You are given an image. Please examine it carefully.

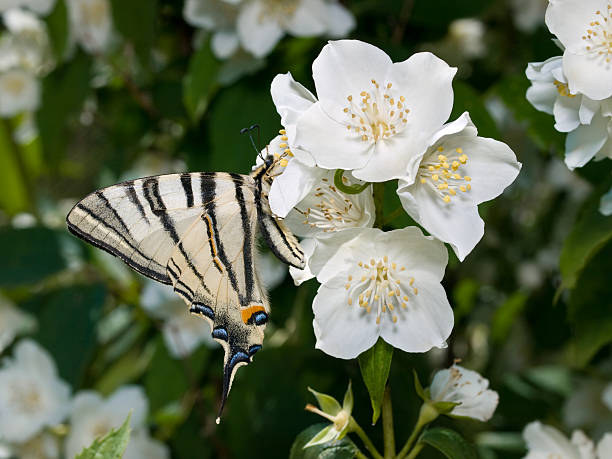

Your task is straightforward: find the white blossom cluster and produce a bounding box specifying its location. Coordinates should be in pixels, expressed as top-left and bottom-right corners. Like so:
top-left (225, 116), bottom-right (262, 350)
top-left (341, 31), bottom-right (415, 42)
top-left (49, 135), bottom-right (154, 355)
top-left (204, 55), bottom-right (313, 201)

top-left (525, 0), bottom-right (612, 215)
top-left (0, 0), bottom-right (114, 118)
top-left (0, 339), bottom-right (169, 458)
top-left (261, 39), bottom-right (521, 359)
top-left (183, 0), bottom-right (355, 61)
top-left (522, 421), bottom-right (612, 459)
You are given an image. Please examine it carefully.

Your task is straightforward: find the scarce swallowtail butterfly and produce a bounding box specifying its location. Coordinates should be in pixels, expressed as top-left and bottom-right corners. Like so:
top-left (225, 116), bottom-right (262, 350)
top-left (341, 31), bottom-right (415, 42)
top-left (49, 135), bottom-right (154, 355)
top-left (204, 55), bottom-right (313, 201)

top-left (66, 151), bottom-right (305, 423)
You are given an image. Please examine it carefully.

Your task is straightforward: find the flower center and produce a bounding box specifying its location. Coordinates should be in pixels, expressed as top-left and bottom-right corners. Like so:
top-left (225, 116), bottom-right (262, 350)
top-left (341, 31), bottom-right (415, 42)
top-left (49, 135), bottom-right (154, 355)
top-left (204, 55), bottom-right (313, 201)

top-left (2, 74), bottom-right (26, 95)
top-left (344, 256), bottom-right (418, 325)
top-left (553, 79), bottom-right (576, 97)
top-left (82, 0), bottom-right (109, 27)
top-left (11, 382), bottom-right (43, 414)
top-left (418, 146), bottom-right (471, 203)
top-left (259, 0), bottom-right (299, 23)
top-left (343, 80), bottom-right (411, 143)
top-left (299, 177), bottom-right (365, 231)
top-left (581, 5), bottom-right (612, 65)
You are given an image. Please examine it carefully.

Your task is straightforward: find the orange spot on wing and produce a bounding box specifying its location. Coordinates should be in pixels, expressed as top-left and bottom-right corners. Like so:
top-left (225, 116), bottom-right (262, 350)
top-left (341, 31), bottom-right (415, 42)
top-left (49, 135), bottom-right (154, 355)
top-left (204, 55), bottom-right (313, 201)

top-left (241, 305), bottom-right (266, 324)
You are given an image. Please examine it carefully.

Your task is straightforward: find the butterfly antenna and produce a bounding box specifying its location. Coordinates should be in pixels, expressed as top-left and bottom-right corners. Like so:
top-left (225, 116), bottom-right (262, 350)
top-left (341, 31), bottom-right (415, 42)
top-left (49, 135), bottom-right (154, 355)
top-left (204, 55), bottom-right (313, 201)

top-left (240, 124), bottom-right (263, 161)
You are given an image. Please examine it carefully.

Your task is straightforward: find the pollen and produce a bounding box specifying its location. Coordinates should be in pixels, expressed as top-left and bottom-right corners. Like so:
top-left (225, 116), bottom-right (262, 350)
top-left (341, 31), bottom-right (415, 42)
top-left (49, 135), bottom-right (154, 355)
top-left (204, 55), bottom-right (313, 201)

top-left (343, 79), bottom-right (410, 143)
top-left (418, 144), bottom-right (473, 203)
top-left (581, 7), bottom-right (612, 65)
top-left (344, 256), bottom-right (419, 325)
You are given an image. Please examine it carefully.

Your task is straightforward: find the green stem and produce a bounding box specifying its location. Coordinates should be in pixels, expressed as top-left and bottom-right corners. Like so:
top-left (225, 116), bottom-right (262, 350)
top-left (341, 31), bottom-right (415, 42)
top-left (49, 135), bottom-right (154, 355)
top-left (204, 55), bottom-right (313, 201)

top-left (334, 169), bottom-right (371, 194)
top-left (405, 442), bottom-right (424, 459)
top-left (373, 182), bottom-right (385, 228)
top-left (355, 450), bottom-right (370, 459)
top-left (382, 386), bottom-right (395, 459)
top-left (350, 418), bottom-right (384, 459)
top-left (396, 403), bottom-right (439, 459)
top-left (382, 205), bottom-right (406, 226)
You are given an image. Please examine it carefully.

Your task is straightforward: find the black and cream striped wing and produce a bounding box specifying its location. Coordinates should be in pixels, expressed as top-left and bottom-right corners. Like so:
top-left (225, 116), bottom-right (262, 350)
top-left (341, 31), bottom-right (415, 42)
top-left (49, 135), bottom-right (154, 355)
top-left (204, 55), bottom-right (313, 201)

top-left (165, 175), bottom-right (271, 420)
top-left (66, 172), bottom-right (270, 419)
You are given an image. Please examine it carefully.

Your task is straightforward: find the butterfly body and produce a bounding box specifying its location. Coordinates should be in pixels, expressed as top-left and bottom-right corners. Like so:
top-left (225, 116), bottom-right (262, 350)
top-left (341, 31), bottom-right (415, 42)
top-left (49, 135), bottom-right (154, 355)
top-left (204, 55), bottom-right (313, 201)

top-left (66, 158), bottom-right (305, 421)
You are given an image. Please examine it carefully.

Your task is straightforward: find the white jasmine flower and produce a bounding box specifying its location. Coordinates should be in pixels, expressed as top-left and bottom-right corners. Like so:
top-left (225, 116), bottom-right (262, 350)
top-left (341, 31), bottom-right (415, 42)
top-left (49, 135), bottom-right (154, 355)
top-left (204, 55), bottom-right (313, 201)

top-left (294, 40), bottom-right (457, 182)
top-left (397, 112), bottom-right (521, 261)
top-left (0, 295), bottom-right (36, 352)
top-left (283, 169), bottom-right (375, 285)
top-left (448, 18), bottom-right (486, 59)
top-left (236, 0), bottom-right (355, 58)
top-left (65, 386), bottom-right (154, 459)
top-left (0, 0), bottom-right (56, 15)
top-left (183, 0), bottom-right (241, 59)
top-left (0, 340), bottom-right (71, 443)
top-left (124, 430), bottom-right (169, 459)
top-left (511, 0), bottom-right (547, 32)
top-left (11, 432), bottom-right (59, 459)
top-left (0, 8), bottom-right (51, 73)
top-left (526, 56), bottom-right (601, 132)
top-left (564, 110), bottom-right (612, 170)
top-left (284, 169), bottom-right (375, 238)
top-left (0, 68), bottom-right (40, 116)
top-left (545, 0), bottom-right (612, 100)
top-left (597, 434), bottom-right (612, 458)
top-left (522, 422), bottom-right (596, 459)
top-left (266, 72), bottom-right (321, 218)
top-left (309, 227), bottom-right (453, 359)
top-left (66, 0), bottom-right (113, 54)
top-left (429, 364), bottom-right (499, 421)
top-left (141, 280), bottom-right (216, 358)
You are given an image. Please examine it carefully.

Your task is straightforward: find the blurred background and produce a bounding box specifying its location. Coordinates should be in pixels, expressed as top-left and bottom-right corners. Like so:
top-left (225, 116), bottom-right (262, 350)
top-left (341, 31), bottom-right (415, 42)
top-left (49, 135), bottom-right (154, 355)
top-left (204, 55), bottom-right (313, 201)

top-left (1, 0), bottom-right (611, 458)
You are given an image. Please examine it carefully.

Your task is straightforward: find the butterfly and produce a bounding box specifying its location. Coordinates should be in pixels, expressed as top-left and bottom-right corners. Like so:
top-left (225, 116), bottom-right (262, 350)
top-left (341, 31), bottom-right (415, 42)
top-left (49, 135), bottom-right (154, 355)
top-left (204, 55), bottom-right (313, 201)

top-left (66, 147), bottom-right (305, 423)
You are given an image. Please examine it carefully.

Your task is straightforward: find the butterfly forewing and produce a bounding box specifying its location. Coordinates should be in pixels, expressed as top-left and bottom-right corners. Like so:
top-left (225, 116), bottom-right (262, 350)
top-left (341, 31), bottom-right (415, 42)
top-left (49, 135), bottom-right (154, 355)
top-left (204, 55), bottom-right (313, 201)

top-left (66, 168), bottom-right (305, 420)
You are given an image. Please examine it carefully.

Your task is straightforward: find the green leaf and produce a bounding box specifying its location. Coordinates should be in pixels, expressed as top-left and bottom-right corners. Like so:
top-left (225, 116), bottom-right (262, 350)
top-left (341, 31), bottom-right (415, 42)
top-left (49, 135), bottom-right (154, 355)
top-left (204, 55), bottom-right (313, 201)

top-left (290, 424), bottom-right (358, 459)
top-left (342, 381), bottom-right (353, 413)
top-left (567, 240), bottom-right (612, 366)
top-left (37, 52), bottom-right (92, 167)
top-left (183, 43), bottom-right (221, 123)
top-left (413, 370), bottom-right (426, 401)
top-left (110, 0), bottom-right (157, 64)
top-left (45, 0), bottom-right (69, 60)
top-left (308, 387), bottom-right (342, 416)
top-left (358, 338), bottom-right (393, 424)
top-left (0, 121), bottom-right (29, 214)
top-left (420, 427), bottom-right (478, 459)
top-left (76, 413), bottom-right (132, 459)
top-left (431, 401), bottom-right (460, 415)
top-left (491, 292), bottom-right (528, 344)
top-left (0, 227), bottom-right (66, 286)
top-left (560, 188), bottom-right (612, 290)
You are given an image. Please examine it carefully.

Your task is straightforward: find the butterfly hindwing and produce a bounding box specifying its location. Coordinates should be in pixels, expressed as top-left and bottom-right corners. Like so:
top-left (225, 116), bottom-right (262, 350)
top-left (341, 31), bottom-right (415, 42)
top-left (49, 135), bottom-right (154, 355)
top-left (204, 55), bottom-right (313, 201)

top-left (166, 174), bottom-right (269, 419)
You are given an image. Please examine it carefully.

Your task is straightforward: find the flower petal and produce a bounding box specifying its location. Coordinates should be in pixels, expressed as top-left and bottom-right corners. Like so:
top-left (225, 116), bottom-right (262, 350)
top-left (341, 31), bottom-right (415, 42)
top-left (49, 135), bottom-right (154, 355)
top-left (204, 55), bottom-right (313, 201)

top-left (313, 284), bottom-right (380, 359)
top-left (386, 52), bottom-right (456, 137)
top-left (563, 50), bottom-right (612, 101)
top-left (565, 112), bottom-right (609, 169)
top-left (236, 0), bottom-right (284, 58)
top-left (380, 280), bottom-right (453, 352)
top-left (324, 2), bottom-right (355, 38)
top-left (211, 29), bottom-right (239, 59)
top-left (270, 72), bottom-right (317, 145)
top-left (553, 94), bottom-right (581, 132)
top-left (397, 184), bottom-right (484, 262)
top-left (523, 421), bottom-right (578, 457)
top-left (285, 0), bottom-right (328, 37)
top-left (294, 102), bottom-right (373, 170)
top-left (269, 157), bottom-right (323, 218)
top-left (545, 0), bottom-right (604, 51)
top-left (289, 237), bottom-right (316, 285)
top-left (312, 40), bottom-right (392, 117)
